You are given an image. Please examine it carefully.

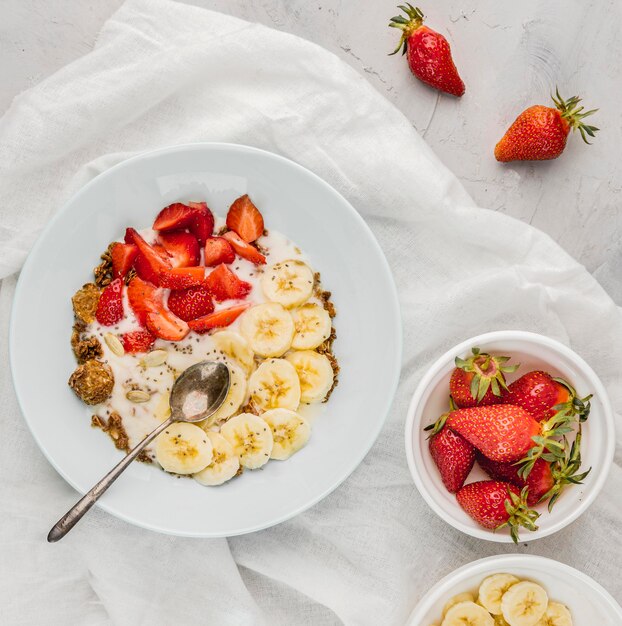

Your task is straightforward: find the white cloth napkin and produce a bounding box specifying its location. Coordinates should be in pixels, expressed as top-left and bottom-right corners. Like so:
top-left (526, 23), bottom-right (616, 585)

top-left (1, 1), bottom-right (620, 623)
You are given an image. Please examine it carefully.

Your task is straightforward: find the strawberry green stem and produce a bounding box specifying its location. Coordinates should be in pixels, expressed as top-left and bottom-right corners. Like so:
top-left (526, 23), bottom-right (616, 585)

top-left (388, 4), bottom-right (424, 55)
top-left (552, 87), bottom-right (599, 144)
top-left (497, 486), bottom-right (540, 544)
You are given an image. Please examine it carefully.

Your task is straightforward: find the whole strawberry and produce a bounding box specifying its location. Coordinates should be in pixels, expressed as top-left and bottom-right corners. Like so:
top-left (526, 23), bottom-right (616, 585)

top-left (502, 370), bottom-right (591, 422)
top-left (456, 480), bottom-right (539, 543)
top-left (495, 89), bottom-right (598, 162)
top-left (429, 426), bottom-right (475, 493)
top-left (389, 4), bottom-right (465, 97)
top-left (450, 347), bottom-right (518, 408)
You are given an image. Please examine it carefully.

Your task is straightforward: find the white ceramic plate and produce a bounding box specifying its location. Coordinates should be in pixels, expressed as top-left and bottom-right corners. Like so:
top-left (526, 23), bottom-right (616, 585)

top-left (10, 143), bottom-right (401, 537)
top-left (407, 554), bottom-right (622, 625)
top-left (405, 331), bottom-right (615, 542)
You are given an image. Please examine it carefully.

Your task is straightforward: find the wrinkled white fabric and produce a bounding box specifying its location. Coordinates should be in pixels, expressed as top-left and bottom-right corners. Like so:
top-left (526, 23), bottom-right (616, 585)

top-left (0, 1), bottom-right (620, 624)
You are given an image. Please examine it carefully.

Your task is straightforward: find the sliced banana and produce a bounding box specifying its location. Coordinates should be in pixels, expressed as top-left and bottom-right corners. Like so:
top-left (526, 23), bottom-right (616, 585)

top-left (240, 302), bottom-right (294, 357)
top-left (534, 602), bottom-right (572, 626)
top-left (248, 358), bottom-right (301, 411)
top-left (261, 409), bottom-right (311, 460)
top-left (261, 259), bottom-right (314, 308)
top-left (494, 617), bottom-right (510, 626)
top-left (286, 350), bottom-right (334, 403)
top-left (155, 422), bottom-right (213, 474)
top-left (291, 303), bottom-right (332, 350)
top-left (220, 413), bottom-right (274, 469)
top-left (479, 574), bottom-right (520, 615)
top-left (201, 361), bottom-right (247, 428)
top-left (443, 593), bottom-right (476, 617)
top-left (501, 581), bottom-right (548, 626)
top-left (441, 601), bottom-right (494, 626)
top-left (212, 330), bottom-right (255, 374)
top-left (193, 432), bottom-right (240, 486)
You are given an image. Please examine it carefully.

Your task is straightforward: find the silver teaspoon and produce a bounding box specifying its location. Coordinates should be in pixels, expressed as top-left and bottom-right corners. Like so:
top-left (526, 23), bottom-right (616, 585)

top-left (47, 360), bottom-right (230, 542)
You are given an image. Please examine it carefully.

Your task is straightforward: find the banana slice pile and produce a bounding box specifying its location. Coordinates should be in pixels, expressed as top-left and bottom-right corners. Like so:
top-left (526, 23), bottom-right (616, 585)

top-left (429, 573), bottom-right (573, 626)
top-left (154, 259), bottom-right (337, 487)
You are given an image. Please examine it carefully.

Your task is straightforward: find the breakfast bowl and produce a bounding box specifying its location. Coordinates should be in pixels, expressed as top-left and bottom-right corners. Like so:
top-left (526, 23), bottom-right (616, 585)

top-left (406, 554), bottom-right (622, 625)
top-left (405, 330), bottom-right (615, 543)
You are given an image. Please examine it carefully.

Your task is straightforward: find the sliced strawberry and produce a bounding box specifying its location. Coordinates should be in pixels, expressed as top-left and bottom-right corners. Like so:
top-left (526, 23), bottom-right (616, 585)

top-left (205, 264), bottom-right (252, 301)
top-left (146, 309), bottom-right (189, 341)
top-left (158, 231), bottom-right (200, 268)
top-left (158, 267), bottom-right (205, 290)
top-left (204, 236), bottom-right (235, 267)
top-left (187, 201), bottom-right (215, 245)
top-left (222, 230), bottom-right (266, 265)
top-left (167, 284), bottom-right (214, 322)
top-left (110, 242), bottom-right (138, 279)
top-left (126, 228), bottom-right (171, 286)
top-left (188, 303), bottom-right (251, 333)
top-left (95, 278), bottom-right (124, 326)
top-left (127, 276), bottom-right (162, 326)
top-left (226, 194), bottom-right (264, 242)
top-left (121, 330), bottom-right (156, 354)
top-left (153, 203), bottom-right (195, 231)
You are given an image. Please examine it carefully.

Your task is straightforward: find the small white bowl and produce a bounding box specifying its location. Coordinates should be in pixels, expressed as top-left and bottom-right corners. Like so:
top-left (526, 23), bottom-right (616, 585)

top-left (406, 554), bottom-right (622, 625)
top-left (405, 331), bottom-right (615, 543)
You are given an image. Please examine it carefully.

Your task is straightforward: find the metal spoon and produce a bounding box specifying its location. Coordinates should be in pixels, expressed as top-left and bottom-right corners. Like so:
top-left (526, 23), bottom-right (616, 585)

top-left (47, 360), bottom-right (230, 542)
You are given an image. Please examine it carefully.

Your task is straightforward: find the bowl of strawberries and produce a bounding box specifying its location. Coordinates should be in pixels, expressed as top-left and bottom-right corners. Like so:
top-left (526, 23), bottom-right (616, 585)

top-left (405, 330), bottom-right (615, 543)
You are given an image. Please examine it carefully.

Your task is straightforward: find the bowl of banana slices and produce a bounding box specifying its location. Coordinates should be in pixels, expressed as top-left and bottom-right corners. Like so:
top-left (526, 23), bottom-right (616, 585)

top-left (11, 143), bottom-right (402, 537)
top-left (406, 554), bottom-right (622, 626)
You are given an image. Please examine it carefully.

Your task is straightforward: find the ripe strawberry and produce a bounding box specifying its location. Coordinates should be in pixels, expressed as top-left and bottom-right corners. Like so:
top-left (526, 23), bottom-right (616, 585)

top-left (158, 231), bottom-right (200, 267)
top-left (167, 285), bottom-right (214, 322)
top-left (205, 264), bottom-right (252, 301)
top-left (121, 330), bottom-right (155, 354)
top-left (110, 242), bottom-right (138, 279)
top-left (495, 89), bottom-right (598, 162)
top-left (389, 4), bottom-right (464, 97)
top-left (429, 426), bottom-right (475, 493)
top-left (146, 309), bottom-right (189, 341)
top-left (158, 267), bottom-right (205, 290)
top-left (133, 245), bottom-right (169, 285)
top-left (126, 228), bottom-right (171, 286)
top-left (188, 303), bottom-right (251, 333)
top-left (456, 481), bottom-right (539, 543)
top-left (502, 370), bottom-right (591, 422)
top-left (153, 202), bottom-right (195, 231)
top-left (447, 404), bottom-right (540, 463)
top-left (95, 278), bottom-right (124, 326)
top-left (450, 347), bottom-right (518, 408)
top-left (127, 276), bottom-right (162, 326)
top-left (204, 236), bottom-right (236, 267)
top-left (226, 194), bottom-right (265, 243)
top-left (222, 231), bottom-right (266, 265)
top-left (187, 201), bottom-right (215, 245)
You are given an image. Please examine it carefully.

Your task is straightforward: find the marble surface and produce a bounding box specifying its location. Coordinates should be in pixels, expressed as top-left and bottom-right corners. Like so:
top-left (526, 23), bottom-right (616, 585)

top-left (2, 0), bottom-right (621, 287)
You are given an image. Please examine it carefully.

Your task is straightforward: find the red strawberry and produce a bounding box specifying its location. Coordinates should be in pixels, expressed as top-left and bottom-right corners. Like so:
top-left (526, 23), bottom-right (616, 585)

top-left (187, 201), bottom-right (215, 245)
top-left (450, 347), bottom-right (518, 408)
top-left (158, 267), bottom-right (205, 290)
top-left (127, 277), bottom-right (162, 326)
top-left (146, 309), bottom-right (189, 341)
top-left (429, 427), bottom-right (475, 493)
top-left (456, 481), bottom-right (539, 543)
top-left (188, 303), bottom-right (251, 333)
top-left (158, 231), bottom-right (200, 267)
top-left (447, 404), bottom-right (540, 463)
top-left (167, 285), bottom-right (214, 322)
top-left (495, 89), bottom-right (598, 162)
top-left (205, 264), bottom-right (251, 301)
top-left (110, 242), bottom-right (138, 279)
top-left (133, 245), bottom-right (169, 285)
top-left (204, 236), bottom-right (236, 267)
top-left (389, 5), bottom-right (464, 97)
top-left (502, 370), bottom-right (591, 422)
top-left (153, 202), bottom-right (195, 231)
top-left (226, 194), bottom-right (265, 243)
top-left (222, 230), bottom-right (266, 265)
top-left (126, 228), bottom-right (171, 286)
top-left (121, 330), bottom-right (155, 354)
top-left (95, 278), bottom-right (124, 326)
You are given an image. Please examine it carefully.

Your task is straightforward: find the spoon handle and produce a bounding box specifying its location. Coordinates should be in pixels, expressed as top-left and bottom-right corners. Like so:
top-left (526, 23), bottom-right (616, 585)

top-left (47, 416), bottom-right (174, 542)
